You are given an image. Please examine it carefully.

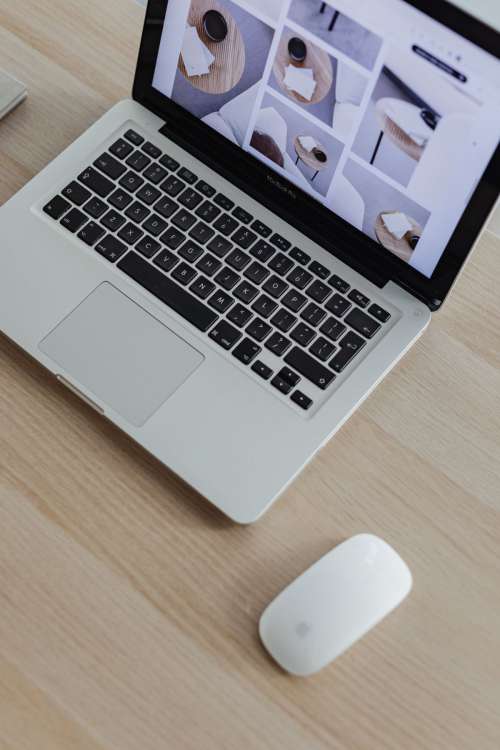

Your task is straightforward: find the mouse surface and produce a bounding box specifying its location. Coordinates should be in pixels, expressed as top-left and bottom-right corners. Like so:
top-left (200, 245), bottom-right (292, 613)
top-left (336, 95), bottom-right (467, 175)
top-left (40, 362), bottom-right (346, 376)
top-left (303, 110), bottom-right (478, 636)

top-left (259, 534), bottom-right (412, 676)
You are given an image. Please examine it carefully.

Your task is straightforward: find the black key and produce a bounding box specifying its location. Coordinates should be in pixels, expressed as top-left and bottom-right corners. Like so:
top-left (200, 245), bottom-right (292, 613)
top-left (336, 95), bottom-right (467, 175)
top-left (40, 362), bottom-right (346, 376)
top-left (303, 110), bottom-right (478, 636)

top-left (179, 239), bottom-right (204, 263)
top-left (94, 152), bottom-right (126, 180)
top-left (227, 248), bottom-right (251, 271)
top-left (95, 234), bottom-right (127, 262)
top-left (309, 260), bottom-right (329, 280)
top-left (62, 181), bottom-right (91, 206)
top-left (178, 187), bottom-right (203, 209)
top-left (196, 180), bottom-right (216, 198)
top-left (344, 308), bottom-right (381, 339)
top-left (227, 303), bottom-right (253, 328)
top-left (246, 318), bottom-right (272, 342)
top-left (271, 308), bottom-right (296, 333)
top-left (108, 189), bottom-right (133, 210)
top-left (171, 208), bottom-right (197, 231)
top-left (348, 289), bottom-right (370, 308)
top-left (271, 375), bottom-right (293, 395)
top-left (288, 267), bottom-right (313, 290)
top-left (233, 338), bottom-right (261, 365)
top-left (252, 294), bottom-right (277, 319)
top-left (326, 293), bottom-right (351, 317)
top-left (310, 337), bottom-right (335, 362)
top-left (279, 367), bottom-right (300, 387)
top-left (214, 267), bottom-right (239, 291)
top-left (161, 227), bottom-right (185, 250)
top-left (330, 332), bottom-right (365, 373)
top-left (171, 261), bottom-right (197, 286)
top-left (301, 302), bottom-right (326, 327)
top-left (159, 154), bottom-right (180, 171)
top-left (143, 163), bottom-right (168, 185)
top-left (244, 261), bottom-right (269, 285)
top-left (118, 251), bottom-right (217, 332)
top-left (209, 320), bottom-right (241, 350)
top-left (118, 222), bottom-right (143, 245)
top-left (142, 141), bottom-right (162, 159)
top-left (282, 289), bottom-right (307, 313)
top-left (263, 275), bottom-right (288, 299)
top-left (136, 183), bottom-right (161, 206)
top-left (126, 151), bottom-right (151, 172)
top-left (291, 391), bottom-right (312, 410)
top-left (213, 213), bottom-right (238, 237)
top-left (368, 304), bottom-right (391, 323)
top-left (153, 248), bottom-right (178, 271)
top-left (79, 166), bottom-right (114, 197)
top-left (190, 275), bottom-right (216, 300)
top-left (307, 280), bottom-right (331, 304)
top-left (285, 347), bottom-right (336, 390)
top-left (252, 360), bottom-right (273, 380)
top-left (320, 316), bottom-right (346, 342)
top-left (329, 274), bottom-right (350, 294)
top-left (84, 196), bottom-right (108, 218)
top-left (124, 129), bottom-right (144, 146)
top-left (189, 221), bottom-right (214, 244)
top-left (195, 200), bottom-right (220, 223)
top-left (270, 233), bottom-right (291, 252)
top-left (251, 220), bottom-right (271, 238)
top-left (207, 235), bottom-right (232, 258)
top-left (101, 209), bottom-right (126, 231)
top-left (155, 195), bottom-right (178, 219)
top-left (77, 221), bottom-right (105, 246)
top-left (214, 193), bottom-right (234, 211)
top-left (232, 206), bottom-right (252, 224)
top-left (60, 208), bottom-right (87, 233)
top-left (161, 175), bottom-right (185, 197)
top-left (265, 332), bottom-right (291, 357)
top-left (136, 235), bottom-right (161, 259)
top-left (250, 239), bottom-right (275, 263)
top-left (143, 214), bottom-right (167, 237)
top-left (118, 170), bottom-right (144, 193)
top-left (234, 281), bottom-right (258, 304)
top-left (290, 247), bottom-right (311, 265)
top-left (109, 138), bottom-right (133, 159)
top-left (208, 289), bottom-right (234, 313)
top-left (196, 252), bottom-right (221, 277)
top-left (125, 201), bottom-right (150, 223)
top-left (269, 252), bottom-right (294, 276)
top-left (178, 166), bottom-right (197, 184)
top-left (233, 226), bottom-right (257, 249)
top-left (43, 195), bottom-right (70, 219)
top-left (291, 322), bottom-right (316, 347)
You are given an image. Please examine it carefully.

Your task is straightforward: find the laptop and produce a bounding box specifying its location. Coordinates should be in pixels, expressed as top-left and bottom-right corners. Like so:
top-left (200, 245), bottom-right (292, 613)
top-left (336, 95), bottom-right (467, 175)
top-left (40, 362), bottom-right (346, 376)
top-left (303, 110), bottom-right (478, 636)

top-left (0, 0), bottom-right (498, 523)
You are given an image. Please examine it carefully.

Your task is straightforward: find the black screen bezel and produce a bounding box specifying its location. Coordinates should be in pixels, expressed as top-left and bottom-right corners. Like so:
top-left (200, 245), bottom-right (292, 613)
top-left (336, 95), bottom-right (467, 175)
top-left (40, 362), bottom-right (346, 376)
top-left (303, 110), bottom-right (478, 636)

top-left (133, 0), bottom-right (500, 309)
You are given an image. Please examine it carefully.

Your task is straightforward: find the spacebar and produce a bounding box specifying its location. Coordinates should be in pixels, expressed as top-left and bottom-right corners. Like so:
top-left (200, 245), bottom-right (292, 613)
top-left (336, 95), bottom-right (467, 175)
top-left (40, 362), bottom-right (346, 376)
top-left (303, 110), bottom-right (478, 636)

top-left (118, 251), bottom-right (218, 332)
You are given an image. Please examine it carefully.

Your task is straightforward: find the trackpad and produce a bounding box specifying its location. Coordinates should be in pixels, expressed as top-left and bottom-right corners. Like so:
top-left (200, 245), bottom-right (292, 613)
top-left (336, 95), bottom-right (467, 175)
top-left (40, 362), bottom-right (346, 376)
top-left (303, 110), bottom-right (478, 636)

top-left (39, 283), bottom-right (204, 426)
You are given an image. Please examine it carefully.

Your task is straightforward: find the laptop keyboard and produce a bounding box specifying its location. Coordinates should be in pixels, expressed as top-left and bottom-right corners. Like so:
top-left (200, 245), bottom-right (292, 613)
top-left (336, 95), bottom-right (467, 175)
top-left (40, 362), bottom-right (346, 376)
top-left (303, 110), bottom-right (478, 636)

top-left (42, 128), bottom-right (392, 413)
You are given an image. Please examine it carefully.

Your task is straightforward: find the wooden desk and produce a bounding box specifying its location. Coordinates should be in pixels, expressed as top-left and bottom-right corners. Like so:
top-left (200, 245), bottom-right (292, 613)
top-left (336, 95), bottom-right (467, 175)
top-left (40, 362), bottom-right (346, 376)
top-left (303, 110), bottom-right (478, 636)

top-left (1, 2), bottom-right (499, 749)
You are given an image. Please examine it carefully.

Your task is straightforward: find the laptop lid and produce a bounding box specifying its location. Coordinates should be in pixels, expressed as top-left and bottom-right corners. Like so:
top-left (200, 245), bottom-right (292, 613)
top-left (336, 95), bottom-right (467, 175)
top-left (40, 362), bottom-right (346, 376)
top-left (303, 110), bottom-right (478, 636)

top-left (133, 0), bottom-right (500, 310)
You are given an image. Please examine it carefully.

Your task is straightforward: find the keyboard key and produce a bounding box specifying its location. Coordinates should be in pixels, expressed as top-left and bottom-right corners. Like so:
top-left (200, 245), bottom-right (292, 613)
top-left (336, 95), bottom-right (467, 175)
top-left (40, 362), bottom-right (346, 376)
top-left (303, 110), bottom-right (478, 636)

top-left (207, 235), bottom-right (232, 258)
top-left (60, 208), bottom-right (87, 232)
top-left (320, 316), bottom-right (346, 342)
top-left (118, 170), bottom-right (144, 193)
top-left (227, 303), bottom-right (253, 328)
top-left (143, 163), bottom-right (168, 185)
top-left (161, 175), bottom-right (185, 197)
top-left (250, 239), bottom-right (275, 263)
top-left (279, 367), bottom-right (300, 387)
top-left (95, 234), bottom-right (127, 262)
top-left (368, 304), bottom-right (391, 323)
top-left (178, 187), bottom-right (203, 209)
top-left (270, 233), bottom-right (291, 252)
top-left (291, 322), bottom-right (316, 347)
top-left (190, 275), bottom-right (216, 300)
top-left (244, 261), bottom-right (269, 285)
top-left (291, 391), bottom-right (312, 410)
top-left (326, 293), bottom-right (351, 317)
top-left (159, 154), bottom-right (180, 171)
top-left (178, 166), bottom-right (197, 184)
top-left (288, 267), bottom-right (313, 290)
top-left (227, 248), bottom-right (251, 271)
top-left (265, 332), bottom-right (291, 356)
top-left (194, 200), bottom-right (220, 224)
top-left (233, 226), bottom-right (257, 249)
top-left (208, 289), bottom-right (234, 313)
top-left (232, 338), bottom-right (261, 365)
top-left (62, 181), bottom-right (91, 206)
top-left (118, 251), bottom-right (218, 332)
top-left (84, 196), bottom-right (108, 218)
top-left (124, 129), bottom-right (144, 146)
top-left (171, 261), bottom-right (197, 285)
top-left (79, 166), bottom-right (115, 197)
top-left (94, 152), bottom-right (126, 180)
top-left (290, 247), bottom-right (310, 265)
top-left (271, 308), bottom-right (296, 333)
top-left (307, 280), bottom-right (331, 304)
top-left (118, 222), bottom-right (143, 245)
top-left (143, 214), bottom-right (167, 237)
top-left (196, 252), bottom-right (221, 277)
top-left (344, 308), bottom-right (381, 339)
top-left (252, 294), bottom-right (278, 319)
top-left (251, 219), bottom-right (271, 237)
top-left (142, 141), bottom-right (162, 159)
top-left (285, 347), bottom-right (336, 390)
top-left (126, 151), bottom-right (151, 172)
top-left (214, 193), bottom-right (234, 211)
top-left (301, 302), bottom-right (326, 327)
top-left (232, 206), bottom-right (252, 224)
top-left (214, 267), bottom-right (240, 290)
top-left (271, 375), bottom-right (293, 395)
top-left (101, 209), bottom-right (126, 231)
top-left (109, 138), bottom-right (133, 159)
top-left (329, 274), bottom-right (350, 293)
top-left (252, 360), bottom-right (273, 380)
top-left (234, 280), bottom-right (258, 304)
top-left (309, 260), bottom-right (329, 280)
top-left (136, 235), bottom-right (161, 259)
top-left (282, 289), bottom-right (307, 313)
top-left (125, 201), bottom-right (150, 223)
top-left (179, 239), bottom-right (204, 263)
top-left (153, 248), bottom-right (178, 271)
top-left (155, 195), bottom-right (178, 219)
top-left (330, 332), bottom-right (365, 373)
top-left (269, 252), bottom-right (294, 276)
top-left (196, 180), bottom-right (216, 198)
top-left (246, 317), bottom-right (272, 342)
top-left (136, 183), bottom-right (161, 206)
top-left (348, 289), bottom-right (370, 308)
top-left (213, 213), bottom-right (239, 237)
top-left (108, 188), bottom-right (133, 210)
top-left (263, 275), bottom-right (288, 299)
top-left (161, 227), bottom-right (185, 250)
top-left (43, 195), bottom-right (70, 219)
top-left (77, 221), bottom-right (105, 246)
top-left (171, 208), bottom-right (197, 231)
top-left (189, 221), bottom-right (214, 244)
top-left (310, 337), bottom-right (335, 362)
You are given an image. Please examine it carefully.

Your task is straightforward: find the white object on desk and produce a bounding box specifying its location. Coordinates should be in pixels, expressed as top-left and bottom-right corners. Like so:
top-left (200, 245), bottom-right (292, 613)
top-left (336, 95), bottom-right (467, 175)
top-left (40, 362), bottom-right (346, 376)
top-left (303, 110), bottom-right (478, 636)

top-left (382, 212), bottom-right (413, 240)
top-left (0, 70), bottom-right (27, 121)
top-left (378, 97), bottom-right (432, 146)
top-left (298, 135), bottom-right (317, 152)
top-left (181, 26), bottom-right (214, 77)
top-left (283, 65), bottom-right (316, 100)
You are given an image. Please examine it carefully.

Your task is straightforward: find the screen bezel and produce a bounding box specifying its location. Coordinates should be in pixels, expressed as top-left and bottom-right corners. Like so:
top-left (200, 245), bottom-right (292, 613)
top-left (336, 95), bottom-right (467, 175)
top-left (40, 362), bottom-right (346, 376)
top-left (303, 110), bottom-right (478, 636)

top-left (133, 0), bottom-right (500, 309)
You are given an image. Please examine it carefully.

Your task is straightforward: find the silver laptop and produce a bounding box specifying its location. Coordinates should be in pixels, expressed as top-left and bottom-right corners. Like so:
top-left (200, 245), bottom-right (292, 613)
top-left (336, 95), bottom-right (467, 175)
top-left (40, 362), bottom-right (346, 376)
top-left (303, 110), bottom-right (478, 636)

top-left (1, 0), bottom-right (498, 522)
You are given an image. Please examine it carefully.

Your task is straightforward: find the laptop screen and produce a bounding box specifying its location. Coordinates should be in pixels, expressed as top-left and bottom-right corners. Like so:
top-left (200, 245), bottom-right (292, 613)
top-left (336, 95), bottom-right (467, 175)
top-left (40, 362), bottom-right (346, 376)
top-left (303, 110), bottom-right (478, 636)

top-left (152, 0), bottom-right (500, 279)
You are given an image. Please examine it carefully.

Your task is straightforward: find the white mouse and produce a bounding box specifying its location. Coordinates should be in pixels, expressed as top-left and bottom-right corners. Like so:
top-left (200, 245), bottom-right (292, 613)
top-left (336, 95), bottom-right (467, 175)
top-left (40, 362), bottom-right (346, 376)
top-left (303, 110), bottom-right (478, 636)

top-left (259, 534), bottom-right (412, 676)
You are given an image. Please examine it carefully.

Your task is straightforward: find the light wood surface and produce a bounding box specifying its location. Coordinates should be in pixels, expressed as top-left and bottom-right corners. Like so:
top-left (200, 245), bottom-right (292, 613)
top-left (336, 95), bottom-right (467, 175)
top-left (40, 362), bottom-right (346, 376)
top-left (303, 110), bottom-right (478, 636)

top-left (375, 211), bottom-right (422, 262)
top-left (273, 29), bottom-right (333, 105)
top-left (294, 135), bottom-right (329, 173)
top-left (178, 0), bottom-right (245, 94)
top-left (1, 2), bottom-right (500, 749)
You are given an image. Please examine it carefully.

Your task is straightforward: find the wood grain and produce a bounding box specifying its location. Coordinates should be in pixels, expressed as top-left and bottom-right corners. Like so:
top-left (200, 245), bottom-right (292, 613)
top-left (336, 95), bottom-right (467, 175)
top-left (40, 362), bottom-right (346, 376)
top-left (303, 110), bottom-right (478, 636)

top-left (273, 28), bottom-right (333, 105)
top-left (0, 2), bottom-right (500, 749)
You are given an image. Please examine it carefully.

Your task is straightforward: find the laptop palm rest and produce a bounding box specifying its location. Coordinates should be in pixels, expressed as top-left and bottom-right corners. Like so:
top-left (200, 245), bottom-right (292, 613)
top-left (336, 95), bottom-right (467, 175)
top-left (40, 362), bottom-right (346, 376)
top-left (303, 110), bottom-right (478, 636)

top-left (39, 283), bottom-right (204, 426)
